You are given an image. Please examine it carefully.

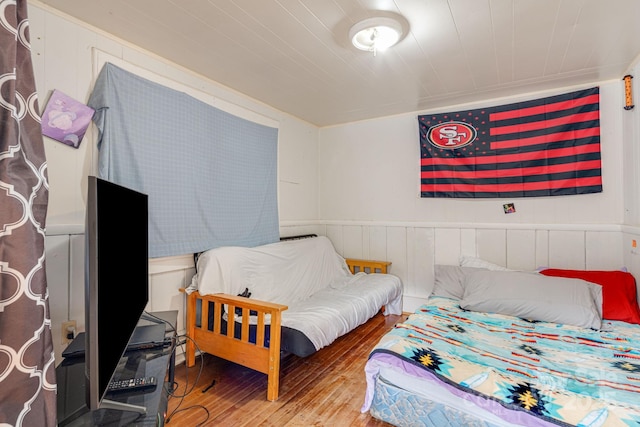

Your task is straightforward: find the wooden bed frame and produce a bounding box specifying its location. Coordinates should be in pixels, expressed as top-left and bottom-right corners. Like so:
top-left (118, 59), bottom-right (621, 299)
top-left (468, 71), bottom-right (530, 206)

top-left (181, 257), bottom-right (391, 401)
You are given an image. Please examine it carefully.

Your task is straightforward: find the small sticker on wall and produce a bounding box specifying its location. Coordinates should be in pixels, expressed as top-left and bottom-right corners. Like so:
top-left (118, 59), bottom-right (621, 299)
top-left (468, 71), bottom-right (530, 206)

top-left (503, 203), bottom-right (516, 214)
top-left (41, 89), bottom-right (95, 149)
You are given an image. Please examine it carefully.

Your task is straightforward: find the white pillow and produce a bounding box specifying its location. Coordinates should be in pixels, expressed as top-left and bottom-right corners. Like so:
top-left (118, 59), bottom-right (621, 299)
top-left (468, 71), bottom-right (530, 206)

top-left (459, 255), bottom-right (510, 271)
top-left (460, 270), bottom-right (603, 330)
top-left (432, 265), bottom-right (486, 300)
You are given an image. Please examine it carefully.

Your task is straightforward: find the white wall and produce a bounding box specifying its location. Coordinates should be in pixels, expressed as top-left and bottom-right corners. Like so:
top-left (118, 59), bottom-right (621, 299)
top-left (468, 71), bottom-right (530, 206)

top-left (29, 2), bottom-right (320, 362)
top-left (318, 82), bottom-right (625, 225)
top-left (31, 1), bottom-right (640, 363)
top-left (315, 76), bottom-right (640, 311)
top-left (621, 58), bottom-right (640, 291)
top-left (29, 1), bottom-right (320, 230)
top-left (319, 223), bottom-right (624, 312)
top-left (623, 60), bottom-right (640, 226)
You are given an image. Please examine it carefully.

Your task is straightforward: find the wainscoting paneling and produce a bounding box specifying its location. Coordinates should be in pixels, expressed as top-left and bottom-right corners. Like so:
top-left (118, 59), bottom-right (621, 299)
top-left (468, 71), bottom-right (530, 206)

top-left (44, 235), bottom-right (71, 363)
top-left (434, 228), bottom-right (461, 265)
top-left (476, 229), bottom-right (508, 267)
top-left (506, 229), bottom-right (537, 271)
top-left (407, 227), bottom-right (433, 298)
top-left (69, 235), bottom-right (84, 329)
top-left (535, 230), bottom-right (550, 268)
top-left (325, 224), bottom-right (344, 255)
top-left (386, 226), bottom-right (409, 287)
top-left (460, 229), bottom-right (477, 259)
top-left (148, 267), bottom-right (194, 334)
top-left (48, 222), bottom-right (632, 366)
top-left (586, 231), bottom-right (624, 270)
top-left (368, 225), bottom-right (388, 262)
top-left (549, 231), bottom-right (586, 269)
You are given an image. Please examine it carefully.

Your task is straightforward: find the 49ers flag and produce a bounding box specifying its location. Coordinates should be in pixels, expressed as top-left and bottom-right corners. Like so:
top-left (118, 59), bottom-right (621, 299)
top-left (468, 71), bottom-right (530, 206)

top-left (419, 87), bottom-right (602, 198)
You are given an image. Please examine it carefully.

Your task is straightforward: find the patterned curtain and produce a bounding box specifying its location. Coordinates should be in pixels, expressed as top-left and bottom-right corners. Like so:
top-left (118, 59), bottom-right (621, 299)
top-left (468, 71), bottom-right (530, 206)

top-left (0, 0), bottom-right (56, 426)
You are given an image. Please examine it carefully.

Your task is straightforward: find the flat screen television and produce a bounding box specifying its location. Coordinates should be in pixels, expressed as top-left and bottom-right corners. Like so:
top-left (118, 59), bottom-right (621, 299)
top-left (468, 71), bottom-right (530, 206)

top-left (85, 175), bottom-right (149, 413)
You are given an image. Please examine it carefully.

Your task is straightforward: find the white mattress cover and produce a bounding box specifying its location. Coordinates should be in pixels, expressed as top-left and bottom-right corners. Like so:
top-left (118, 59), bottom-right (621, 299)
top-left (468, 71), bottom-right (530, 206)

top-left (188, 236), bottom-right (404, 351)
top-left (282, 272), bottom-right (402, 350)
top-left (364, 357), bottom-right (552, 427)
top-left (187, 236), bottom-right (350, 303)
top-left (362, 327), bottom-right (558, 427)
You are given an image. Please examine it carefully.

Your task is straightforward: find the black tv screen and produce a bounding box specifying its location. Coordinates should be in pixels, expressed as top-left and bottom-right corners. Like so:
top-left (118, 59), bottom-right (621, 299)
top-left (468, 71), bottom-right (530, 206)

top-left (85, 176), bottom-right (149, 411)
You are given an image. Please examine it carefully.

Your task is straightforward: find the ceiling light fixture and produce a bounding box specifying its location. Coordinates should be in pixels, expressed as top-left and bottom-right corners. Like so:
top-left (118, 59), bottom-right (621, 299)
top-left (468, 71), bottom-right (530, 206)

top-left (349, 17), bottom-right (403, 56)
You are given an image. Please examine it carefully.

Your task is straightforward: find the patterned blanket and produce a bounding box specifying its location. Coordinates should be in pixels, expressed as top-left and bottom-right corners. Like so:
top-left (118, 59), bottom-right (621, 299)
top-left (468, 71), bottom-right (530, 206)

top-left (366, 297), bottom-right (640, 426)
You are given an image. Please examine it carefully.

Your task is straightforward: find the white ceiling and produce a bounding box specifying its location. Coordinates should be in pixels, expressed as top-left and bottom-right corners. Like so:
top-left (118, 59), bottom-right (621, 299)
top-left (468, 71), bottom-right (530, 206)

top-left (35, 0), bottom-right (640, 127)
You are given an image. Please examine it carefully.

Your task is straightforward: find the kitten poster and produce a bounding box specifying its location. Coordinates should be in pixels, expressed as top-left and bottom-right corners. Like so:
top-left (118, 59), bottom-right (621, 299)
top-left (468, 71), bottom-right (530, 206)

top-left (41, 90), bottom-right (95, 148)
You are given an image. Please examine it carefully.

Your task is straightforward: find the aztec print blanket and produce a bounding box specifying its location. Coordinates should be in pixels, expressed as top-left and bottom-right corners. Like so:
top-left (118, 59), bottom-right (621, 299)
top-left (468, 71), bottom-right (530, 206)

top-left (364, 297), bottom-right (640, 426)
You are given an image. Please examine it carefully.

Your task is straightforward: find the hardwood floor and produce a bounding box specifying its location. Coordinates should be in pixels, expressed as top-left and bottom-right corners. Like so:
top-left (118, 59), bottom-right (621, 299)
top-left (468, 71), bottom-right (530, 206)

top-left (165, 311), bottom-right (406, 426)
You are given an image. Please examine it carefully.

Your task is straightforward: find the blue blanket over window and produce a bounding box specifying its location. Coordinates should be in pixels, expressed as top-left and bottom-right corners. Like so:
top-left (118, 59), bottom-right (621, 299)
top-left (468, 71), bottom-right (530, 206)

top-left (88, 62), bottom-right (279, 258)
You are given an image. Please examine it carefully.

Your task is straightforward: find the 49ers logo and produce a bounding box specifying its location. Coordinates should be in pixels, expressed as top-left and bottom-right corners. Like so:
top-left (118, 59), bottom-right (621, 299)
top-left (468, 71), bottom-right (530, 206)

top-left (427, 121), bottom-right (477, 149)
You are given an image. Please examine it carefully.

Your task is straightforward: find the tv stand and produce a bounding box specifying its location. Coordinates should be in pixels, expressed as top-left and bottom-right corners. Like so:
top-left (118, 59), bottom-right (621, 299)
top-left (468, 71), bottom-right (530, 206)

top-left (140, 311), bottom-right (167, 325)
top-left (56, 311), bottom-right (177, 426)
top-left (99, 398), bottom-right (147, 415)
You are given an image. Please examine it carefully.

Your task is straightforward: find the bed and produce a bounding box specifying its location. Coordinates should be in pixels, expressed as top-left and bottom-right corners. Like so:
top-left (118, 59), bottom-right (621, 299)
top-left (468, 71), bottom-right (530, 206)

top-left (182, 235), bottom-right (403, 401)
top-left (361, 261), bottom-right (640, 427)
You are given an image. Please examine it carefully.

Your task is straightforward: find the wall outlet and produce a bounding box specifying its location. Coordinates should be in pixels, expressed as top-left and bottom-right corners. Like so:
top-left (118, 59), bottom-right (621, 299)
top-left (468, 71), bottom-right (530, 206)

top-left (61, 320), bottom-right (77, 345)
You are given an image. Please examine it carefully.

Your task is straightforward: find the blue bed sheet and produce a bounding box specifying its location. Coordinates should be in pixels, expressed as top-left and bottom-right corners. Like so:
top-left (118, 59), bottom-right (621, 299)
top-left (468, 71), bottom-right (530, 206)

top-left (363, 296), bottom-right (640, 426)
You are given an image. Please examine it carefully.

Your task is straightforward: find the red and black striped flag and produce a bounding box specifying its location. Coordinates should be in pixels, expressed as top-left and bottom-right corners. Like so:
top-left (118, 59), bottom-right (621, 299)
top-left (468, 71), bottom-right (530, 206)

top-left (419, 87), bottom-right (602, 198)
